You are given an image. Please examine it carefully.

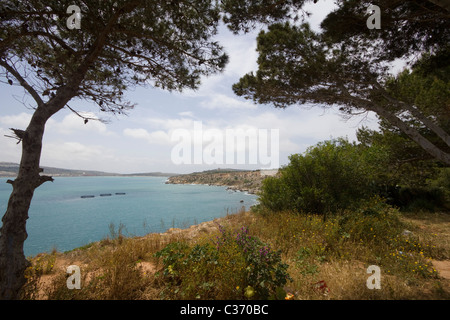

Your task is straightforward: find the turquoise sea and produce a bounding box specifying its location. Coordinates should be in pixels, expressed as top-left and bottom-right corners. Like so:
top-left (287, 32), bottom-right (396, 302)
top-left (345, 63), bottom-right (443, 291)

top-left (0, 176), bottom-right (258, 257)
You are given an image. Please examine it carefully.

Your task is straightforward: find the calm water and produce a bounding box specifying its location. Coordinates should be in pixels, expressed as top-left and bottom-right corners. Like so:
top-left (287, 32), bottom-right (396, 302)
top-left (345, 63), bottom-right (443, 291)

top-left (0, 176), bottom-right (258, 257)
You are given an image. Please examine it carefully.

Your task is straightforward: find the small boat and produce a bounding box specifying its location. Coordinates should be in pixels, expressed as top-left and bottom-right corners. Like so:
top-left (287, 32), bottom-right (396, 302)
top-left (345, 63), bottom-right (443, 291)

top-left (100, 193), bottom-right (112, 197)
top-left (81, 195), bottom-right (95, 199)
top-left (115, 192), bottom-right (126, 195)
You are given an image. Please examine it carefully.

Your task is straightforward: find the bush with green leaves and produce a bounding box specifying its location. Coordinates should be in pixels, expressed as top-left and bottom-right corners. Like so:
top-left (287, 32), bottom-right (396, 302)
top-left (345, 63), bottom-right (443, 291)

top-left (426, 167), bottom-right (450, 209)
top-left (336, 197), bottom-right (405, 245)
top-left (259, 138), bottom-right (373, 215)
top-left (154, 225), bottom-right (291, 300)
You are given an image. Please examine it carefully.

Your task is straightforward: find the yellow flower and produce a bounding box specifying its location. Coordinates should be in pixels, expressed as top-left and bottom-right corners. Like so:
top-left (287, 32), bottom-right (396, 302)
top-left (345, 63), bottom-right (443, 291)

top-left (244, 286), bottom-right (255, 298)
top-left (285, 293), bottom-right (295, 300)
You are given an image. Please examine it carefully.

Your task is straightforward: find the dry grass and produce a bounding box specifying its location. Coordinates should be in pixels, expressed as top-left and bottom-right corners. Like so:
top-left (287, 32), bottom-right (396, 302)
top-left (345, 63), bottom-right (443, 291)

top-left (399, 211), bottom-right (450, 260)
top-left (22, 207), bottom-right (450, 300)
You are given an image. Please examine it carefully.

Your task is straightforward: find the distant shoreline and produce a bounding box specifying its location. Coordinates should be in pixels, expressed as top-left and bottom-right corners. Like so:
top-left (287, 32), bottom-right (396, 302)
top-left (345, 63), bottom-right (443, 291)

top-left (0, 174), bottom-right (175, 179)
top-left (0, 162), bottom-right (178, 178)
top-left (165, 169), bottom-right (278, 195)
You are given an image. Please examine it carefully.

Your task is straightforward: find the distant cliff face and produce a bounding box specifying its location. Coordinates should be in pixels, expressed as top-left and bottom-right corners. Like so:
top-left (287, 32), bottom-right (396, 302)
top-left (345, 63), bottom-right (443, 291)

top-left (166, 169), bottom-right (278, 194)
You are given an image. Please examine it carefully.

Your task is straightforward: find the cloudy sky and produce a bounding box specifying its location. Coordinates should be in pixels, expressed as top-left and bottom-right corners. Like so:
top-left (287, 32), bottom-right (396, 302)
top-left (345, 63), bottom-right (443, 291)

top-left (0, 0), bottom-right (383, 174)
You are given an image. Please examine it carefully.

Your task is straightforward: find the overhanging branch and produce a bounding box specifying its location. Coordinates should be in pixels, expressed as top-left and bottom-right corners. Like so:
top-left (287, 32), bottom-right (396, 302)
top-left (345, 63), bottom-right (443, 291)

top-left (0, 60), bottom-right (44, 107)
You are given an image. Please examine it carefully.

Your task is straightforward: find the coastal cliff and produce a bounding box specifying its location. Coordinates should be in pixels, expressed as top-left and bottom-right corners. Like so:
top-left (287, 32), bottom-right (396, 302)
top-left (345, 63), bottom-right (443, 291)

top-left (166, 169), bottom-right (278, 194)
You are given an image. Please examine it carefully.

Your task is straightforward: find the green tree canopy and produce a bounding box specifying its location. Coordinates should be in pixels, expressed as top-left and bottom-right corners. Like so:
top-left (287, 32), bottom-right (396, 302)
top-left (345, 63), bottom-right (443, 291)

top-left (0, 0), bottom-right (229, 114)
top-left (0, 0), bottom-right (233, 300)
top-left (232, 1), bottom-right (450, 165)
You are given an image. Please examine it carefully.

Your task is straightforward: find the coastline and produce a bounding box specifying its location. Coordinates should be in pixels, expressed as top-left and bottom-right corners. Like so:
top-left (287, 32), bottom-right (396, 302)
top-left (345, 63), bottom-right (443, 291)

top-left (164, 169), bottom-right (276, 195)
top-left (166, 179), bottom-right (259, 195)
top-left (0, 175), bottom-right (260, 258)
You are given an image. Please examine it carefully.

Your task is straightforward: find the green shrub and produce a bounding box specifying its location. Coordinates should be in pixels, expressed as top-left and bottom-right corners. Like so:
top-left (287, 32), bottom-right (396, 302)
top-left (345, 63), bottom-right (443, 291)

top-left (259, 138), bottom-right (372, 215)
top-left (337, 197), bottom-right (405, 245)
top-left (154, 225), bottom-right (291, 299)
top-left (385, 185), bottom-right (449, 212)
top-left (426, 167), bottom-right (450, 209)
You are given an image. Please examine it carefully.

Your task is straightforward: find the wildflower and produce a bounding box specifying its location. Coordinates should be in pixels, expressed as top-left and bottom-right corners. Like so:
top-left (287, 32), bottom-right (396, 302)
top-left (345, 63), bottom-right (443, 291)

top-left (168, 265), bottom-right (174, 275)
top-left (285, 293), bottom-right (295, 300)
top-left (312, 280), bottom-right (330, 295)
top-left (244, 286), bottom-right (255, 298)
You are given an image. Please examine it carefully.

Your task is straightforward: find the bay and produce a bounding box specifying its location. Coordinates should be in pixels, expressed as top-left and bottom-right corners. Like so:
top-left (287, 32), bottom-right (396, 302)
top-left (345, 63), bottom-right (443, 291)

top-left (0, 176), bottom-right (258, 257)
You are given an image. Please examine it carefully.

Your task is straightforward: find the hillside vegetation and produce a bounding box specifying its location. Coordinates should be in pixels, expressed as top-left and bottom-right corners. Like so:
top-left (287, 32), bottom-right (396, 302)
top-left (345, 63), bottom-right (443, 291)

top-left (22, 207), bottom-right (450, 300)
top-left (21, 138), bottom-right (450, 300)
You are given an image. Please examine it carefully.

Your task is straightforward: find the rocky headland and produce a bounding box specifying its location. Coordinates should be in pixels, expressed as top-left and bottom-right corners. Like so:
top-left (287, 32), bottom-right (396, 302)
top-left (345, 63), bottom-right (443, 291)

top-left (165, 168), bottom-right (278, 194)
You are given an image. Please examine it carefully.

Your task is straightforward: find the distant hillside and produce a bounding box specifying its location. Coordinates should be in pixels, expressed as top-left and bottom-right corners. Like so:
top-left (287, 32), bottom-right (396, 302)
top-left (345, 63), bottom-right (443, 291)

top-left (166, 168), bottom-right (278, 194)
top-left (120, 172), bottom-right (178, 177)
top-left (0, 162), bottom-right (177, 178)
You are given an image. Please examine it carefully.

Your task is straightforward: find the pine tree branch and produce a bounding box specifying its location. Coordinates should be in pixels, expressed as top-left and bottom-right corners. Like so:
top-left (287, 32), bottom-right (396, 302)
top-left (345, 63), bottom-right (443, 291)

top-left (0, 60), bottom-right (44, 107)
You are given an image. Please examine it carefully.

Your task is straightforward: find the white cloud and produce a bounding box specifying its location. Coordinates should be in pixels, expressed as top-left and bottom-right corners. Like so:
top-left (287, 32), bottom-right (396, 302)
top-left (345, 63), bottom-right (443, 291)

top-left (43, 142), bottom-right (103, 160)
top-left (47, 112), bottom-right (114, 136)
top-left (302, 0), bottom-right (338, 32)
top-left (0, 127), bottom-right (22, 162)
top-left (178, 111), bottom-right (195, 118)
top-left (217, 29), bottom-right (259, 77)
top-left (200, 94), bottom-right (257, 110)
top-left (146, 117), bottom-right (196, 131)
top-left (0, 112), bottom-right (32, 129)
top-left (174, 27), bottom-right (259, 102)
top-left (123, 128), bottom-right (171, 145)
top-left (220, 107), bottom-right (380, 157)
top-left (40, 141), bottom-right (115, 169)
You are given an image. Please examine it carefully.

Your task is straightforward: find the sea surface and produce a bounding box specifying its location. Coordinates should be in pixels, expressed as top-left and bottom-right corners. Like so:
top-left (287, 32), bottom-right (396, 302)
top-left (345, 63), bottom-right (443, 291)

top-left (0, 176), bottom-right (258, 257)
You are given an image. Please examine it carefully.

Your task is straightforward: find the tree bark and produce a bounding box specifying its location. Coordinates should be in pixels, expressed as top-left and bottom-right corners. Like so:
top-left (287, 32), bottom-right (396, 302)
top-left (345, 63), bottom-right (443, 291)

top-left (0, 114), bottom-right (46, 299)
top-left (374, 83), bottom-right (450, 148)
top-left (401, 103), bottom-right (450, 148)
top-left (339, 89), bottom-right (450, 166)
top-left (0, 100), bottom-right (65, 299)
top-left (369, 103), bottom-right (450, 165)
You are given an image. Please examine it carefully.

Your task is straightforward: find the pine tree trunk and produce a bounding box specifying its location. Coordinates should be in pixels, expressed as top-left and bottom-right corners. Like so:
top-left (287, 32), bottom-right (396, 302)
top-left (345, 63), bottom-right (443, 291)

top-left (369, 103), bottom-right (450, 165)
top-left (0, 109), bottom-right (55, 299)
